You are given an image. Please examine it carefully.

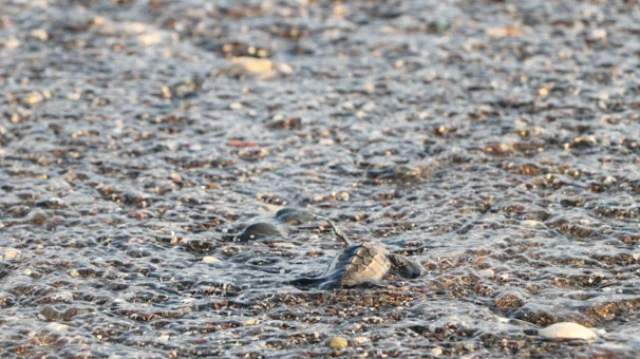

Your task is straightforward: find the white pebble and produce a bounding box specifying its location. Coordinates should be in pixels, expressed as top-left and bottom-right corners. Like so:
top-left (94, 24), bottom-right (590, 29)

top-left (0, 248), bottom-right (21, 261)
top-left (45, 323), bottom-right (69, 331)
top-left (430, 346), bottom-right (443, 356)
top-left (539, 322), bottom-right (597, 340)
top-left (478, 268), bottom-right (495, 278)
top-left (202, 256), bottom-right (221, 264)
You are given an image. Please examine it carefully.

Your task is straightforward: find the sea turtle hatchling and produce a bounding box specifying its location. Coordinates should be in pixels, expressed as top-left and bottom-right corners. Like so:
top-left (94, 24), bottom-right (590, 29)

top-left (289, 222), bottom-right (425, 289)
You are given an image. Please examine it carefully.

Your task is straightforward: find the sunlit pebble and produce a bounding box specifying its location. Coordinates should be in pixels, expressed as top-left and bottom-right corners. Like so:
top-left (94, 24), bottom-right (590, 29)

top-left (353, 336), bottom-right (369, 345)
top-left (202, 256), bottom-right (220, 264)
top-left (362, 102), bottom-right (376, 112)
top-left (30, 29), bottom-right (48, 41)
top-left (522, 220), bottom-right (545, 228)
top-left (277, 63), bottom-right (294, 74)
top-left (463, 342), bottom-right (475, 352)
top-left (328, 336), bottom-right (348, 349)
top-left (22, 91), bottom-right (45, 105)
top-left (138, 32), bottom-right (176, 46)
top-left (49, 290), bottom-right (74, 302)
top-left (188, 143), bottom-right (202, 152)
top-left (270, 242), bottom-right (296, 249)
top-left (4, 37), bottom-right (20, 49)
top-left (341, 101), bottom-right (355, 110)
top-left (335, 191), bottom-right (350, 201)
top-left (0, 248), bottom-right (21, 261)
top-left (537, 87), bottom-right (549, 97)
top-left (590, 29), bottom-right (607, 40)
top-left (45, 323), bottom-right (69, 332)
top-left (538, 322), bottom-right (597, 340)
top-left (226, 57), bottom-right (275, 77)
top-left (478, 268), bottom-right (495, 278)
top-left (430, 347), bottom-right (444, 356)
top-left (603, 176), bottom-right (616, 186)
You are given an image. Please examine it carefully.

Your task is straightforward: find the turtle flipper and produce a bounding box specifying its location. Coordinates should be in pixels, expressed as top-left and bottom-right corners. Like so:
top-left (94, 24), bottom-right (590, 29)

top-left (328, 221), bottom-right (351, 245)
top-left (288, 276), bottom-right (329, 289)
top-left (387, 253), bottom-right (425, 279)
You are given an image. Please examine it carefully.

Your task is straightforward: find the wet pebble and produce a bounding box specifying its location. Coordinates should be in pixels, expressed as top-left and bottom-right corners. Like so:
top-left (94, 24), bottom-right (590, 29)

top-left (25, 209), bottom-right (49, 226)
top-left (222, 57), bottom-right (291, 80)
top-left (47, 290), bottom-right (74, 302)
top-left (494, 292), bottom-right (524, 311)
top-left (36, 197), bottom-right (66, 209)
top-left (430, 346), bottom-right (444, 356)
top-left (236, 223), bottom-right (282, 241)
top-left (353, 336), bottom-right (369, 345)
top-left (328, 336), bottom-right (348, 349)
top-left (202, 256), bottom-right (221, 264)
top-left (0, 247), bottom-right (21, 261)
top-left (44, 322), bottom-right (68, 332)
top-left (538, 322), bottom-right (597, 340)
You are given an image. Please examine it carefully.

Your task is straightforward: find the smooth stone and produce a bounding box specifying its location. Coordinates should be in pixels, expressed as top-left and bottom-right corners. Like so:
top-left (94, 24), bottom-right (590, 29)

top-left (202, 256), bottom-right (221, 264)
top-left (430, 346), bottom-right (444, 356)
top-left (45, 322), bottom-right (69, 331)
top-left (236, 223), bottom-right (282, 241)
top-left (0, 247), bottom-right (21, 261)
top-left (538, 322), bottom-right (597, 340)
top-left (328, 336), bottom-right (348, 349)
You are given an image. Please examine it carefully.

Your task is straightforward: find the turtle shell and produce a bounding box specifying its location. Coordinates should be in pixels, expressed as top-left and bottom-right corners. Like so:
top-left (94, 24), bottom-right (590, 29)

top-left (308, 242), bottom-right (392, 289)
top-left (288, 223), bottom-right (425, 289)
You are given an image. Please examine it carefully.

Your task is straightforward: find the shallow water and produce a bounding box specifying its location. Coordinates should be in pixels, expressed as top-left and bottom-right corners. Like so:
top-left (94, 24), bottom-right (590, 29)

top-left (1, 0), bottom-right (639, 357)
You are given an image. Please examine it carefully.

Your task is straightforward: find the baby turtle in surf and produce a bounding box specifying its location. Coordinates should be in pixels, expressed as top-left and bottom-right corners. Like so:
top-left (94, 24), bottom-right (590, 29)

top-left (235, 222), bottom-right (282, 241)
top-left (289, 222), bottom-right (425, 289)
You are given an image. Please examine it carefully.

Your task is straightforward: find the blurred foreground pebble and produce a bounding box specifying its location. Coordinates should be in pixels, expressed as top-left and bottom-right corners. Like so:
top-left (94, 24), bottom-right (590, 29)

top-left (539, 322), bottom-right (597, 340)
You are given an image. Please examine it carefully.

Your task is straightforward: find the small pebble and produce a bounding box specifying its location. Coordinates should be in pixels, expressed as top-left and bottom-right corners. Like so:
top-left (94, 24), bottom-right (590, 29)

top-left (202, 256), bottom-right (220, 264)
top-left (328, 336), bottom-right (348, 349)
top-left (45, 322), bottom-right (68, 331)
top-left (430, 346), bottom-right (444, 356)
top-left (538, 322), bottom-right (597, 340)
top-left (478, 268), bottom-right (495, 278)
top-left (0, 247), bottom-right (21, 261)
top-left (522, 220), bottom-right (545, 228)
top-left (48, 290), bottom-right (74, 302)
top-left (353, 336), bottom-right (369, 345)
top-left (603, 176), bottom-right (616, 186)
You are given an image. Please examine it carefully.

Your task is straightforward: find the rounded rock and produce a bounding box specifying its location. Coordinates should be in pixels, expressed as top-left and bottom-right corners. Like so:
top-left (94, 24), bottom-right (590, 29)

top-left (202, 256), bottom-right (221, 264)
top-left (328, 336), bottom-right (348, 349)
top-left (538, 322), bottom-right (597, 340)
top-left (0, 248), bottom-right (21, 261)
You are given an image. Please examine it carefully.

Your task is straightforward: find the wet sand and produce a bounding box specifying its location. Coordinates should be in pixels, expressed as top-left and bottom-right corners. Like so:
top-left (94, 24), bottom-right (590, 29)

top-left (1, 0), bottom-right (639, 358)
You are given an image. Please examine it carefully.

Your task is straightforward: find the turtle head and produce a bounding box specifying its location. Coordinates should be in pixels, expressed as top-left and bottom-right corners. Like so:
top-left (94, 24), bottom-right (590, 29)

top-left (388, 253), bottom-right (425, 279)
